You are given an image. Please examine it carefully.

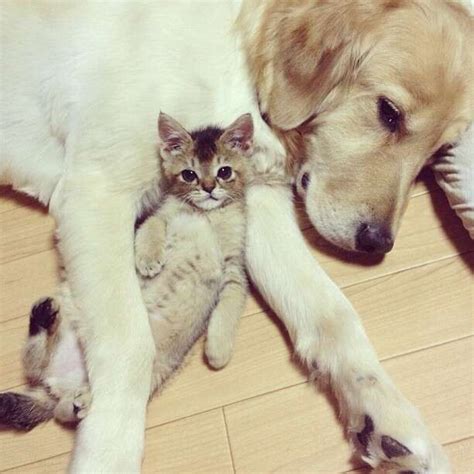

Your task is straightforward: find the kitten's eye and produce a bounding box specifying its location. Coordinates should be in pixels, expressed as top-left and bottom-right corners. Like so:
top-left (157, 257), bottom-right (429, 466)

top-left (217, 166), bottom-right (232, 180)
top-left (181, 169), bottom-right (197, 183)
top-left (378, 97), bottom-right (402, 133)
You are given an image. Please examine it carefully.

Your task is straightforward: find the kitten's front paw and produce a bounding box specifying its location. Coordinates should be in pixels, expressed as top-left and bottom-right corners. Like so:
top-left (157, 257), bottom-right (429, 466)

top-left (72, 388), bottom-right (91, 420)
top-left (205, 334), bottom-right (234, 370)
top-left (135, 255), bottom-right (163, 278)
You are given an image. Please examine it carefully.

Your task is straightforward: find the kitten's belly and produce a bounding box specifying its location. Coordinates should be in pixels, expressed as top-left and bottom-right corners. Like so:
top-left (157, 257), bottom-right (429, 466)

top-left (167, 213), bottom-right (223, 274)
top-left (46, 327), bottom-right (87, 394)
top-left (143, 213), bottom-right (223, 322)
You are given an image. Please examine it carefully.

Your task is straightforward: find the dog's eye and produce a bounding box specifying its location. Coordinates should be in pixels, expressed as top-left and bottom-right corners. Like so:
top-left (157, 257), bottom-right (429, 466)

top-left (181, 169), bottom-right (197, 182)
top-left (217, 166), bottom-right (232, 180)
top-left (378, 97), bottom-right (402, 133)
top-left (301, 172), bottom-right (310, 190)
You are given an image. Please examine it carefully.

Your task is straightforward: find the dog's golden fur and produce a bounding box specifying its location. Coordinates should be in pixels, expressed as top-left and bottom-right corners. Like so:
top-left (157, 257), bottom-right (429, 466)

top-left (239, 0), bottom-right (473, 249)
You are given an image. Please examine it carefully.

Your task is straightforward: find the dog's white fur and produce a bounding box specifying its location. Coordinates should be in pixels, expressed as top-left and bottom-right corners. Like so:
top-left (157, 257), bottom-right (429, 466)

top-left (0, 1), bottom-right (464, 472)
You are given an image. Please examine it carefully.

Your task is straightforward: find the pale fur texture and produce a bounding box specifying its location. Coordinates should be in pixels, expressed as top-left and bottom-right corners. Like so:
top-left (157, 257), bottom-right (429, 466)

top-left (0, 1), bottom-right (471, 472)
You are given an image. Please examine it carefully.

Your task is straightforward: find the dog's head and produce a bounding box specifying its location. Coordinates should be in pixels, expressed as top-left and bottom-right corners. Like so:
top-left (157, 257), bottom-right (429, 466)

top-left (242, 0), bottom-right (473, 253)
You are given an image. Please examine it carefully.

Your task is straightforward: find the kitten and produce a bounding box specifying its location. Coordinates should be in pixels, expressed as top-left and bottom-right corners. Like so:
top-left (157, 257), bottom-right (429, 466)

top-left (0, 113), bottom-right (253, 430)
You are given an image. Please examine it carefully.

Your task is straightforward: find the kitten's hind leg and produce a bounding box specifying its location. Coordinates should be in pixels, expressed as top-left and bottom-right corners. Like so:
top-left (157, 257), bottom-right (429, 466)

top-left (54, 386), bottom-right (91, 424)
top-left (0, 388), bottom-right (56, 430)
top-left (205, 266), bottom-right (247, 369)
top-left (29, 296), bottom-right (60, 336)
top-left (23, 296), bottom-right (60, 384)
top-left (0, 297), bottom-right (63, 430)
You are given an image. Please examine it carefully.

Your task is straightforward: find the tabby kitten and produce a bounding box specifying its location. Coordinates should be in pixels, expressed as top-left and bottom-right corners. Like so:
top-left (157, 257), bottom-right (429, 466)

top-left (0, 113), bottom-right (253, 430)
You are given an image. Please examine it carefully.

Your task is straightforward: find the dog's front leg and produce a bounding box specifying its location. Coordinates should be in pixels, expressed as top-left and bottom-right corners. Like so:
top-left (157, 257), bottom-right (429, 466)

top-left (50, 180), bottom-right (155, 473)
top-left (245, 184), bottom-right (450, 472)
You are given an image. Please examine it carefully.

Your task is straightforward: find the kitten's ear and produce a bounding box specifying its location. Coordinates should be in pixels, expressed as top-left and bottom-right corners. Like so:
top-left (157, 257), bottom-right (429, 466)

top-left (220, 113), bottom-right (254, 156)
top-left (158, 112), bottom-right (192, 157)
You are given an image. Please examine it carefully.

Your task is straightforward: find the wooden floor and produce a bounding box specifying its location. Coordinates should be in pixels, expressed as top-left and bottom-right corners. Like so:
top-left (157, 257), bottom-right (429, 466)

top-left (0, 173), bottom-right (472, 473)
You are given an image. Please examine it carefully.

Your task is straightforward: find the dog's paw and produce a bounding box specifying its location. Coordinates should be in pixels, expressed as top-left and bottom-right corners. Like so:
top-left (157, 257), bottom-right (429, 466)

top-left (352, 414), bottom-right (450, 473)
top-left (29, 297), bottom-right (59, 335)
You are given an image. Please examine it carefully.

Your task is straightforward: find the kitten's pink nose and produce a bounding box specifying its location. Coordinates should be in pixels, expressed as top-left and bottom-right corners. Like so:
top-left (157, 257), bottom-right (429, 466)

top-left (202, 181), bottom-right (215, 193)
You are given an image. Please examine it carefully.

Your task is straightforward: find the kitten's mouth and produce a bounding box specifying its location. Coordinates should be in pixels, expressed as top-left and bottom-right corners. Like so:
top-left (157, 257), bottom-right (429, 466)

top-left (193, 195), bottom-right (224, 210)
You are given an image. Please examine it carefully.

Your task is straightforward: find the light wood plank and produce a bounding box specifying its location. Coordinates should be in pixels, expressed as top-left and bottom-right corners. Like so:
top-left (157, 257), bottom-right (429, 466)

top-left (0, 316), bottom-right (28, 390)
top-left (0, 249), bottom-right (60, 323)
top-left (3, 452), bottom-right (69, 474)
top-left (142, 409), bottom-right (234, 474)
top-left (0, 206), bottom-right (55, 265)
top-left (0, 419), bottom-right (74, 471)
top-left (2, 410), bottom-right (234, 474)
top-left (446, 438), bottom-right (474, 474)
top-left (349, 252), bottom-right (473, 358)
top-left (224, 337), bottom-right (473, 473)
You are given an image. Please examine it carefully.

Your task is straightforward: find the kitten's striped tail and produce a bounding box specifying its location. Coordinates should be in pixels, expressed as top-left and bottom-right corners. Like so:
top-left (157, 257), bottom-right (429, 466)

top-left (0, 388), bottom-right (55, 430)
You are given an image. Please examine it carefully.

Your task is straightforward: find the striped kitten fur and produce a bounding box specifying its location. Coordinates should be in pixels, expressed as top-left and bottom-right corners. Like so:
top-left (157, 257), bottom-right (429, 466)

top-left (0, 113), bottom-right (253, 430)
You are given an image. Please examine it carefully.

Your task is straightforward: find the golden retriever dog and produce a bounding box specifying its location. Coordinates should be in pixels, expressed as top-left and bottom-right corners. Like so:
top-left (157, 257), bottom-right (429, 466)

top-left (0, 0), bottom-right (471, 472)
top-left (239, 0), bottom-right (472, 252)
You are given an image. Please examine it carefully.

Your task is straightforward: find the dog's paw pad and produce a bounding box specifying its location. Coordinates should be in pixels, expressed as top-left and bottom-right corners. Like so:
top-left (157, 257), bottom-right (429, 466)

top-left (356, 415), bottom-right (374, 457)
top-left (30, 297), bottom-right (59, 335)
top-left (381, 435), bottom-right (412, 459)
top-left (351, 412), bottom-right (450, 472)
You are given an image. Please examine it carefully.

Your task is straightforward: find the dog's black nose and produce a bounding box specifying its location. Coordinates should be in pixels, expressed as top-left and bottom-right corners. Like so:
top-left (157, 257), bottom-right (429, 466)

top-left (356, 223), bottom-right (394, 254)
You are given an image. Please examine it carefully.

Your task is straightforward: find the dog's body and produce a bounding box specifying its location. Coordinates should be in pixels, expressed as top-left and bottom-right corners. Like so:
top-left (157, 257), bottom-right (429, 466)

top-left (0, 1), bottom-right (471, 472)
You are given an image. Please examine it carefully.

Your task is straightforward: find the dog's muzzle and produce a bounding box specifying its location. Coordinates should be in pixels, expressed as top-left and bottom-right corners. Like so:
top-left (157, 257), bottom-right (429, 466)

top-left (356, 223), bottom-right (394, 254)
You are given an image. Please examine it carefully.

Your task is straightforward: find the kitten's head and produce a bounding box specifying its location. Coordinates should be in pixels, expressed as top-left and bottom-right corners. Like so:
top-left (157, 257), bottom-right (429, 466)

top-left (158, 112), bottom-right (254, 211)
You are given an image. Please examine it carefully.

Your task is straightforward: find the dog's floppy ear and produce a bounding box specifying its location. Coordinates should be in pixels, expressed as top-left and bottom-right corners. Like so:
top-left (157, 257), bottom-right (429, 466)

top-left (157, 112), bottom-right (192, 157)
top-left (265, 5), bottom-right (372, 131)
top-left (219, 113), bottom-right (254, 156)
